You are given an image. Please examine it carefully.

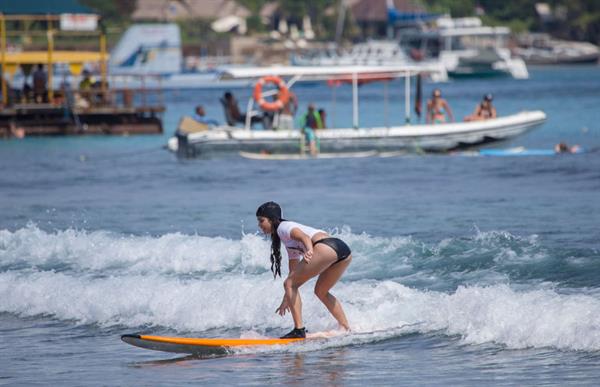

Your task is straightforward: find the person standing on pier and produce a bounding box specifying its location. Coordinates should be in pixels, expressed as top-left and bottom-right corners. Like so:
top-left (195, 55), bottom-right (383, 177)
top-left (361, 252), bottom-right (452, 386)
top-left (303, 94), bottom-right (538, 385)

top-left (32, 64), bottom-right (47, 103)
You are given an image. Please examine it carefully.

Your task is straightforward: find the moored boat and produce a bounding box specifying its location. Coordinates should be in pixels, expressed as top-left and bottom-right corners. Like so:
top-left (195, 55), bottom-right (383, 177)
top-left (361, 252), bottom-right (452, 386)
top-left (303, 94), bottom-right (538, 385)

top-left (399, 16), bottom-right (529, 79)
top-left (167, 65), bottom-right (546, 158)
top-left (514, 33), bottom-right (600, 65)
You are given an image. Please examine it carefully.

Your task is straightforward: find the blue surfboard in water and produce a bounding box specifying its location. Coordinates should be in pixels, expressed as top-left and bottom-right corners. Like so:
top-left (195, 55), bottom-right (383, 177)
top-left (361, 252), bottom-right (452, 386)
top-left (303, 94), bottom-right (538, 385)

top-left (474, 147), bottom-right (584, 157)
top-left (480, 148), bottom-right (556, 156)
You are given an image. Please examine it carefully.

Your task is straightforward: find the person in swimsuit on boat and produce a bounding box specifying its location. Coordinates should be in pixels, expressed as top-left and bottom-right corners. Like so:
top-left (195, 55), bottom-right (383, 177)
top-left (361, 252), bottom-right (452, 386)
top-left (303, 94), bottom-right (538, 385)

top-left (299, 103), bottom-right (323, 156)
top-left (426, 88), bottom-right (454, 124)
top-left (464, 94), bottom-right (497, 122)
top-left (256, 202), bottom-right (352, 339)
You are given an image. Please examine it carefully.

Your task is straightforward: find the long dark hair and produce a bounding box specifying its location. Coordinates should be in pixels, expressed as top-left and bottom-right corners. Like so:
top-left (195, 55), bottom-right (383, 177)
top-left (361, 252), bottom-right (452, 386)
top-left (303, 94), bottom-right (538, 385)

top-left (256, 202), bottom-right (283, 278)
top-left (269, 218), bottom-right (282, 278)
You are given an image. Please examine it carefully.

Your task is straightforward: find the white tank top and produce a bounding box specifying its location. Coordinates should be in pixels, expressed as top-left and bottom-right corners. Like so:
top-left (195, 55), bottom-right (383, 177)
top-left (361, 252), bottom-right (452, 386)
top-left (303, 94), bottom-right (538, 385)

top-left (277, 221), bottom-right (325, 260)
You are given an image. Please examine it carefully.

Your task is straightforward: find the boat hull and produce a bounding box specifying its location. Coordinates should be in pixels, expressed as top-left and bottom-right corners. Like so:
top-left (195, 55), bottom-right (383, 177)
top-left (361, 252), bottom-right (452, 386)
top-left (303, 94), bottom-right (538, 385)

top-left (169, 111), bottom-right (546, 158)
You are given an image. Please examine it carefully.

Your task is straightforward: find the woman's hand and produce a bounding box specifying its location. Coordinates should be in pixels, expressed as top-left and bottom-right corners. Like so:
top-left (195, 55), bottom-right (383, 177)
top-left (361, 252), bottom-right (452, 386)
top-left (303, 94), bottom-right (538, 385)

top-left (303, 248), bottom-right (314, 263)
top-left (276, 299), bottom-right (290, 316)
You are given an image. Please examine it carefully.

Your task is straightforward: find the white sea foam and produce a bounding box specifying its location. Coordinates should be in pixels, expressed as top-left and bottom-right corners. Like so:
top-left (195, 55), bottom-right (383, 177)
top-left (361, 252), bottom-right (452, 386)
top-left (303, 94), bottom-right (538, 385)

top-left (1, 268), bottom-right (600, 351)
top-left (2, 225), bottom-right (598, 351)
top-left (0, 224), bottom-right (270, 275)
top-left (0, 225), bottom-right (554, 283)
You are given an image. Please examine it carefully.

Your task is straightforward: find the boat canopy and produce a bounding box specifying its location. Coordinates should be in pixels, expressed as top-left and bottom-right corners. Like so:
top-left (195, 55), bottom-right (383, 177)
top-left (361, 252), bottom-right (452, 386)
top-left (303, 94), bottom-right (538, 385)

top-left (219, 64), bottom-right (445, 81)
top-left (219, 64), bottom-right (446, 130)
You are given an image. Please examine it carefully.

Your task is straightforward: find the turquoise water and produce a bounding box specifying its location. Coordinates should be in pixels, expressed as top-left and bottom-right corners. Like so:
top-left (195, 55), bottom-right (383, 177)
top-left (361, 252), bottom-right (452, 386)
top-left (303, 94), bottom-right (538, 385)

top-left (1, 66), bottom-right (600, 385)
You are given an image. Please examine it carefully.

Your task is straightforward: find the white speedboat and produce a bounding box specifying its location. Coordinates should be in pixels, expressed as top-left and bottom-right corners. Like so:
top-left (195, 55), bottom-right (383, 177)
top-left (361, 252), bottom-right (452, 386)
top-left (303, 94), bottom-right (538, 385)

top-left (167, 65), bottom-right (546, 158)
top-left (291, 40), bottom-right (448, 82)
top-left (399, 17), bottom-right (529, 79)
top-left (514, 33), bottom-right (600, 65)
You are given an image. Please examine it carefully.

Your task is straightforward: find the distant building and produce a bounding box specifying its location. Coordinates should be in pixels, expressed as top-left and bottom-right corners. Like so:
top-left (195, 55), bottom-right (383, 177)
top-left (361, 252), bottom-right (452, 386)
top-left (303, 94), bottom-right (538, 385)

top-left (132, 0), bottom-right (250, 22)
top-left (259, 0), bottom-right (426, 40)
top-left (349, 0), bottom-right (428, 38)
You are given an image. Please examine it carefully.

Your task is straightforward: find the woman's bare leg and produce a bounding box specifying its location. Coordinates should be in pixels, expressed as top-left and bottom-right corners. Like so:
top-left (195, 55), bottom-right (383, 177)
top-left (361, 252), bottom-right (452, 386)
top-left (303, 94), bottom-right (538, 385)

top-left (284, 246), bottom-right (337, 328)
top-left (314, 255), bottom-right (352, 330)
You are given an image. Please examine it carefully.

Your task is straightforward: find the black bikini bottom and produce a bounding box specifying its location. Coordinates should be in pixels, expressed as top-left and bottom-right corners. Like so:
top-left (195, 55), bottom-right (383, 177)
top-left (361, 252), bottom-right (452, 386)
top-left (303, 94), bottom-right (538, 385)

top-left (313, 238), bottom-right (351, 263)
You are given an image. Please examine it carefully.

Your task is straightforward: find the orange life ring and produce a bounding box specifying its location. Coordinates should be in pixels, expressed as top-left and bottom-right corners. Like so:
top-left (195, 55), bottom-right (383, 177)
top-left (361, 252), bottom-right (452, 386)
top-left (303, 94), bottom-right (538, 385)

top-left (253, 75), bottom-right (290, 112)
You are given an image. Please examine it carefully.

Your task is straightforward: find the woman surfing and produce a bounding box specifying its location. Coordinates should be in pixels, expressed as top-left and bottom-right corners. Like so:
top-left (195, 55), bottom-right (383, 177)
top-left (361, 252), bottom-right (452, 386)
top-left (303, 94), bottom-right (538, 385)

top-left (256, 202), bottom-right (352, 339)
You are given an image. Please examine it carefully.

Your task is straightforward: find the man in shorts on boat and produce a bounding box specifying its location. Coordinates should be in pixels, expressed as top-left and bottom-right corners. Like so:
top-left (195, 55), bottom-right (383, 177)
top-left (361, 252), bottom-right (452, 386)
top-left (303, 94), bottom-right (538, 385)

top-left (299, 103), bottom-right (322, 156)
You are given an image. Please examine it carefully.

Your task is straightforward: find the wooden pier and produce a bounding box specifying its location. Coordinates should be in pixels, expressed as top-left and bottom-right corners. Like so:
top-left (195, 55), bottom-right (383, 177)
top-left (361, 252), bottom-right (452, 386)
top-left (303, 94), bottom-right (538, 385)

top-left (0, 92), bottom-right (164, 138)
top-left (0, 13), bottom-right (165, 138)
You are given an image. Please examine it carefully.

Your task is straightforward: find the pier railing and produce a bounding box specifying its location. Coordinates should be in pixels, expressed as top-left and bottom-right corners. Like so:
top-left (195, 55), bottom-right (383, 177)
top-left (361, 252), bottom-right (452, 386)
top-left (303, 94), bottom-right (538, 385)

top-left (2, 73), bottom-right (165, 114)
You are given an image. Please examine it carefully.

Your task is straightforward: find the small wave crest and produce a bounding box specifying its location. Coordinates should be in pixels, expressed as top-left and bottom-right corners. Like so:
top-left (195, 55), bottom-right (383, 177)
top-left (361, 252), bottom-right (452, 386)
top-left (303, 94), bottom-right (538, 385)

top-left (0, 224), bottom-right (270, 276)
top-left (2, 224), bottom-right (599, 287)
top-left (1, 270), bottom-right (600, 351)
top-left (1, 224), bottom-right (598, 287)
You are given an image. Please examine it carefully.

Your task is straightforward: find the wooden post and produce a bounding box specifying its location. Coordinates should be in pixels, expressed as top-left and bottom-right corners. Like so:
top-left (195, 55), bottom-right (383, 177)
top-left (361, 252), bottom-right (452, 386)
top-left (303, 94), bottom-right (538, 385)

top-left (100, 30), bottom-right (107, 103)
top-left (47, 26), bottom-right (54, 102)
top-left (1, 14), bottom-right (6, 106)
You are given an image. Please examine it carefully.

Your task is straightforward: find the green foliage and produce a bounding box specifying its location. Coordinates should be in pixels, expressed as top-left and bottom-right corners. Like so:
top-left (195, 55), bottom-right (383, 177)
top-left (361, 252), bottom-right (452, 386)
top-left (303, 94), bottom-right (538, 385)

top-left (421, 0), bottom-right (475, 17)
top-left (420, 0), bottom-right (599, 42)
top-left (480, 16), bottom-right (533, 34)
top-left (246, 15), bottom-right (265, 33)
top-left (236, 0), bottom-right (269, 13)
top-left (73, 0), bottom-right (600, 44)
top-left (79, 0), bottom-right (136, 22)
top-left (177, 19), bottom-right (222, 44)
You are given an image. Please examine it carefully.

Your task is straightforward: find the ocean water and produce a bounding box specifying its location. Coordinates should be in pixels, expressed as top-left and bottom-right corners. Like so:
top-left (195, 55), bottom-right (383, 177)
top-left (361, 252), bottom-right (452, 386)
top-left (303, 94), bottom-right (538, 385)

top-left (1, 66), bottom-right (600, 386)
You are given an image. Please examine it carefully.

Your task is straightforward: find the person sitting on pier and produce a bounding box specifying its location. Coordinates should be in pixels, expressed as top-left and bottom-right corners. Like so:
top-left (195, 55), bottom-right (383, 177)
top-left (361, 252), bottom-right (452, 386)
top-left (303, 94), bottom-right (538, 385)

top-left (21, 81), bottom-right (32, 103)
top-left (76, 70), bottom-right (96, 108)
top-left (32, 64), bottom-right (47, 103)
top-left (426, 88), bottom-right (454, 124)
top-left (465, 94), bottom-right (497, 122)
top-left (193, 105), bottom-right (219, 127)
top-left (221, 91), bottom-right (263, 128)
top-left (79, 70), bottom-right (94, 90)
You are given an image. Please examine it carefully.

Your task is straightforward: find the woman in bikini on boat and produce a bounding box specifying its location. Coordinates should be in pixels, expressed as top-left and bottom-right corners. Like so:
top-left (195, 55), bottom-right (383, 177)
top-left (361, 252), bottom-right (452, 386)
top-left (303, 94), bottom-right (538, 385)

top-left (464, 94), bottom-right (497, 122)
top-left (426, 88), bottom-right (454, 124)
top-left (256, 202), bottom-right (352, 338)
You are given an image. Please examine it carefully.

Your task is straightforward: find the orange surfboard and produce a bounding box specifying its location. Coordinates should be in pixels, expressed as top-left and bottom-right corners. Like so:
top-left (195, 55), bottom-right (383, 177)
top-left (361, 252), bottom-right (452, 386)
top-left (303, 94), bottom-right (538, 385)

top-left (121, 334), bottom-right (304, 355)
